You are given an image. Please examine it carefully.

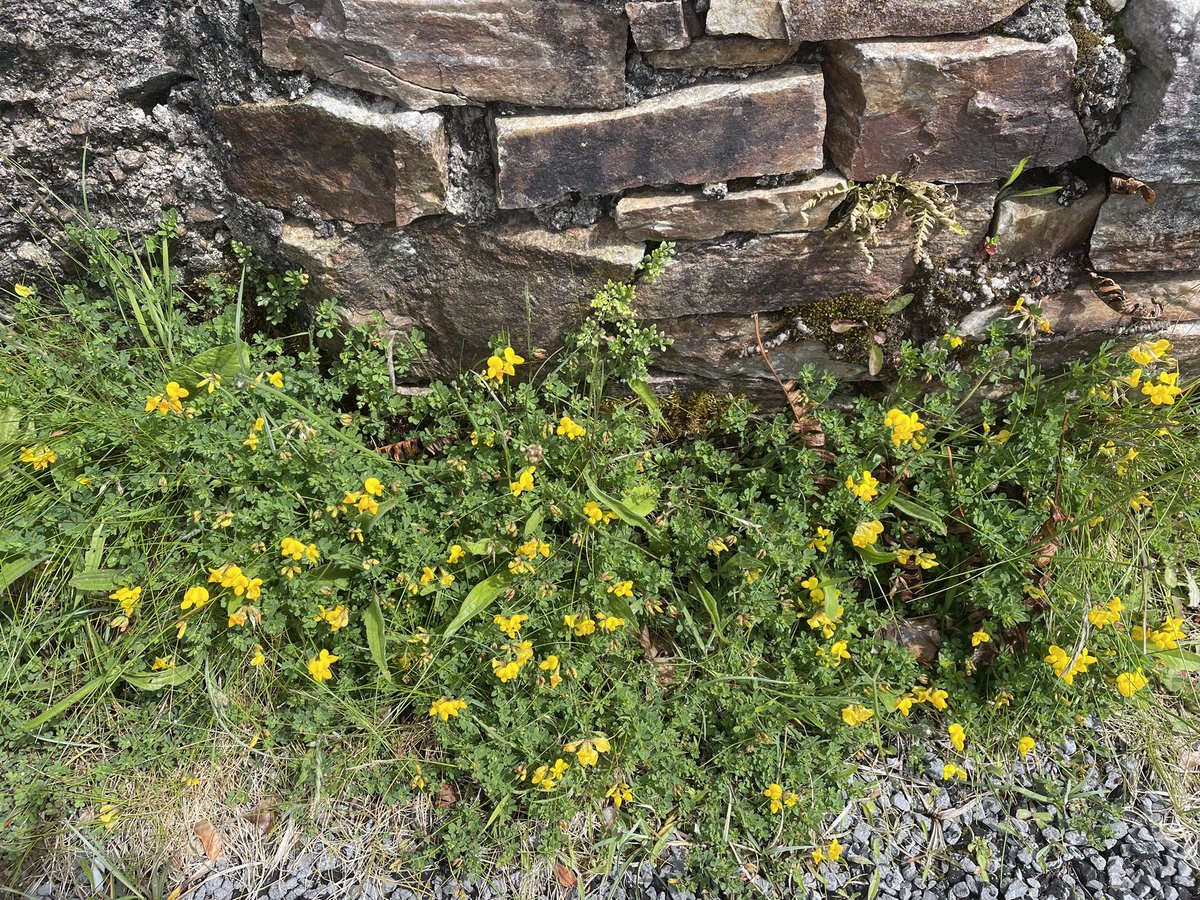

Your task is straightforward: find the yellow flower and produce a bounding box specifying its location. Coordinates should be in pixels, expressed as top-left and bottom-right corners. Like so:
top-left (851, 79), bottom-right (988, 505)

top-left (213, 510), bottom-right (233, 529)
top-left (243, 432), bottom-right (260, 451)
top-left (110, 585), bottom-right (142, 617)
top-left (806, 605), bottom-right (843, 639)
top-left (363, 477), bottom-right (384, 497)
top-left (564, 737), bottom-right (611, 767)
top-left (180, 585), bottom-right (209, 611)
top-left (1129, 491), bottom-right (1152, 512)
top-left (97, 803), bottom-right (118, 830)
top-left (948, 723), bottom-right (966, 752)
top-left (763, 782), bottom-right (785, 814)
top-left (250, 647), bottom-right (266, 667)
top-left (1018, 736), bottom-right (1035, 758)
top-left (942, 763), bottom-right (968, 781)
top-left (151, 656), bottom-right (174, 671)
top-left (845, 470), bottom-right (879, 501)
top-left (841, 705), bottom-right (874, 726)
top-left (14, 283), bottom-right (35, 298)
top-left (267, 371), bottom-right (284, 389)
top-left (18, 445), bottom-right (58, 470)
top-left (228, 608), bottom-right (249, 628)
top-left (851, 520), bottom-right (884, 548)
top-left (943, 333), bottom-right (964, 349)
top-left (1142, 370), bottom-right (1182, 406)
top-left (971, 630), bottom-right (990, 647)
top-left (539, 655), bottom-right (559, 671)
top-left (1146, 617), bottom-right (1186, 650)
top-left (429, 698), bottom-right (468, 721)
top-left (196, 372), bottom-right (222, 393)
top-left (809, 526), bottom-right (832, 554)
top-left (307, 649), bottom-right (340, 682)
top-left (315, 604), bottom-right (350, 632)
top-left (530, 757), bottom-right (569, 791)
top-left (1116, 669), bottom-right (1148, 698)
top-left (1127, 338), bottom-right (1172, 367)
top-left (1088, 596), bottom-right (1124, 629)
top-left (608, 580), bottom-right (634, 599)
top-left (509, 466), bottom-right (536, 497)
top-left (606, 782), bottom-right (633, 808)
top-left (494, 613), bottom-right (529, 638)
top-left (927, 689), bottom-right (949, 711)
top-left (828, 640), bottom-right (851, 663)
top-left (895, 695), bottom-right (915, 716)
top-left (1044, 644), bottom-right (1097, 685)
top-left (563, 614), bottom-right (596, 636)
top-left (884, 408), bottom-right (927, 449)
top-left (556, 415), bottom-right (586, 440)
top-left (707, 536), bottom-right (729, 555)
top-left (485, 346), bottom-right (525, 383)
top-left (448, 544), bottom-right (465, 564)
top-left (597, 612), bottom-right (626, 632)
top-left (827, 837), bottom-right (844, 862)
top-left (419, 566), bottom-right (437, 586)
top-left (583, 500), bottom-right (617, 526)
top-left (1124, 368), bottom-right (1142, 388)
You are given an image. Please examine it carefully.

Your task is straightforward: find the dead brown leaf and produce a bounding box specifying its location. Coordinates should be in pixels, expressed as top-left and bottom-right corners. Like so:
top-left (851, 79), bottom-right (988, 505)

top-left (877, 616), bottom-right (942, 666)
top-left (554, 861), bottom-right (578, 889)
top-left (241, 808), bottom-right (276, 835)
top-left (193, 819), bottom-right (223, 861)
top-left (435, 782), bottom-right (458, 809)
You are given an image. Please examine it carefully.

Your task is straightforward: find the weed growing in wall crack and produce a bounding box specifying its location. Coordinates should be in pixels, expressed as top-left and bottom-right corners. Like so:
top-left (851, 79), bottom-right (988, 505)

top-left (0, 216), bottom-right (1197, 887)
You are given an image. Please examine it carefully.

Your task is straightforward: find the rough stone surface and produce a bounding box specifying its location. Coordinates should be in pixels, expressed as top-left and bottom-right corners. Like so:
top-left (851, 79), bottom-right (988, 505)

top-left (991, 178), bottom-right (1106, 262)
top-left (214, 92), bottom-right (448, 226)
top-left (626, 1), bottom-right (700, 52)
top-left (493, 70), bottom-right (826, 208)
top-left (1090, 183), bottom-right (1200, 272)
top-left (613, 171), bottom-right (845, 240)
top-left (254, 0), bottom-right (629, 111)
top-left (645, 36), bottom-right (798, 69)
top-left (704, 0), bottom-right (788, 39)
top-left (779, 0), bottom-right (1026, 42)
top-left (824, 35), bottom-right (1088, 182)
top-left (279, 216), bottom-right (644, 376)
top-left (1093, 0), bottom-right (1200, 182)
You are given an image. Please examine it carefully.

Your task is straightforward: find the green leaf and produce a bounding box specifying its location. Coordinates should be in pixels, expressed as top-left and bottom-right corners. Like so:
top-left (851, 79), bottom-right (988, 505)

top-left (583, 472), bottom-right (656, 535)
top-left (621, 484), bottom-right (659, 518)
top-left (123, 662), bottom-right (199, 691)
top-left (523, 507), bottom-right (545, 537)
top-left (1001, 157), bottom-right (1029, 191)
top-left (83, 525), bottom-right (106, 574)
top-left (364, 599), bottom-right (392, 683)
top-left (465, 538), bottom-right (494, 556)
top-left (444, 571), bottom-right (513, 637)
top-left (307, 564), bottom-right (358, 586)
top-left (0, 406), bottom-right (19, 441)
top-left (171, 343), bottom-right (248, 384)
top-left (882, 293), bottom-right (914, 315)
top-left (1007, 186), bottom-right (1063, 199)
top-left (855, 545), bottom-right (900, 565)
top-left (1152, 648), bottom-right (1200, 672)
top-left (70, 570), bottom-right (122, 592)
top-left (2, 555), bottom-right (45, 591)
top-left (693, 580), bottom-right (724, 641)
top-left (887, 495), bottom-right (949, 536)
top-left (20, 674), bottom-right (111, 731)
top-left (868, 344), bottom-right (885, 377)
top-left (628, 379), bottom-right (665, 427)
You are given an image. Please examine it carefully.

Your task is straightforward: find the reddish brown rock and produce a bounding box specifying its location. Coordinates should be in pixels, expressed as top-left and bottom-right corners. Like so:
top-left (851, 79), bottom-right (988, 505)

top-left (1090, 183), bottom-right (1200, 272)
top-left (214, 92), bottom-right (447, 226)
top-left (780, 0), bottom-right (1026, 42)
top-left (493, 70), bottom-right (826, 208)
top-left (705, 0), bottom-right (787, 39)
top-left (279, 216), bottom-right (644, 378)
top-left (626, 1), bottom-right (700, 52)
top-left (990, 181), bottom-right (1105, 262)
top-left (824, 35), bottom-right (1087, 182)
top-left (645, 36), bottom-right (798, 70)
top-left (254, 0), bottom-right (627, 111)
top-left (613, 172), bottom-right (846, 241)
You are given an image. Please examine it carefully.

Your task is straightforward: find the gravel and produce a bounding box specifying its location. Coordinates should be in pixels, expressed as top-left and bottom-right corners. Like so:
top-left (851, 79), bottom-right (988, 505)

top-left (18, 738), bottom-right (1200, 900)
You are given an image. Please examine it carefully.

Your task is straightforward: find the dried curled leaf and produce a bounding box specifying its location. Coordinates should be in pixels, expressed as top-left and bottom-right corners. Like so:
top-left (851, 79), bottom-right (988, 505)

top-left (193, 819), bottom-right (223, 861)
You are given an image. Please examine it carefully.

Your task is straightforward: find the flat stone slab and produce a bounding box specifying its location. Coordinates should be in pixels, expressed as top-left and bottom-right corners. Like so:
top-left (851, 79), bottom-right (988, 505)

top-left (1093, 0), bottom-right (1200, 181)
top-left (705, 0), bottom-right (788, 39)
top-left (1091, 183), bottom-right (1200, 272)
top-left (780, 0), bottom-right (1026, 42)
top-left (254, 0), bottom-right (627, 111)
top-left (626, 1), bottom-right (700, 52)
top-left (493, 70), bottom-right (826, 208)
top-left (613, 172), bottom-right (846, 240)
top-left (279, 216), bottom-right (644, 377)
top-left (645, 36), bottom-right (798, 70)
top-left (991, 181), bottom-right (1105, 262)
top-left (214, 92), bottom-right (447, 226)
top-left (824, 35), bottom-right (1087, 182)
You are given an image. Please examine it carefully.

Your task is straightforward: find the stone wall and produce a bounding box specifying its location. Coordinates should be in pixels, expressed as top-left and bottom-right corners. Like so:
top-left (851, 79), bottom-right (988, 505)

top-left (2, 0), bottom-right (1199, 393)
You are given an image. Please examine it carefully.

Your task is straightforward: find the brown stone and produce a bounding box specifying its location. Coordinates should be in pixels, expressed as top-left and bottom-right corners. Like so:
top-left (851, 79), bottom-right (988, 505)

top-left (1090, 183), bottom-right (1200, 272)
top-left (780, 0), bottom-right (1026, 42)
top-left (279, 216), bottom-right (644, 378)
top-left (254, 0), bottom-right (627, 111)
top-left (990, 180), bottom-right (1105, 262)
top-left (705, 0), bottom-right (787, 39)
top-left (824, 35), bottom-right (1087, 182)
top-left (646, 36), bottom-right (798, 70)
top-left (214, 92), bottom-right (447, 226)
top-left (626, 1), bottom-right (700, 52)
top-left (493, 70), bottom-right (826, 208)
top-left (613, 172), bottom-right (846, 241)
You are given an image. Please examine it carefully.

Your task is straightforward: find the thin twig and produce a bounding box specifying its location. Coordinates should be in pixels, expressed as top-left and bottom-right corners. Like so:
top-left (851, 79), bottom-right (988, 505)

top-left (752, 313), bottom-right (805, 426)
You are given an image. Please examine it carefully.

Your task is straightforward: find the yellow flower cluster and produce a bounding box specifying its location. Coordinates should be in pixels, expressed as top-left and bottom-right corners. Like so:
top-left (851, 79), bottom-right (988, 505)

top-left (812, 837), bottom-right (844, 865)
top-left (943, 763), bottom-right (968, 781)
top-left (607, 579), bottom-right (633, 598)
top-left (1134, 616), bottom-right (1187, 650)
top-left (530, 757), bottom-right (569, 791)
top-left (343, 478), bottom-right (384, 516)
top-left (492, 640), bottom-right (534, 682)
top-left (538, 654), bottom-right (562, 688)
top-left (494, 613), bottom-right (528, 638)
top-left (206, 564), bottom-right (262, 600)
top-left (817, 639), bottom-right (851, 666)
top-left (243, 416), bottom-right (265, 451)
top-left (1087, 596), bottom-right (1124, 629)
top-left (145, 381), bottom-right (189, 416)
top-left (948, 722), bottom-right (966, 752)
top-left (19, 445), bottom-right (57, 470)
top-left (1044, 644), bottom-right (1097, 685)
top-left (1142, 371), bottom-right (1182, 406)
top-left (763, 782), bottom-right (798, 814)
top-left (808, 526), bottom-right (832, 554)
top-left (556, 415), bottom-right (586, 440)
top-left (180, 585), bottom-right (210, 611)
top-left (1018, 736), bottom-right (1035, 758)
top-left (971, 630), bottom-right (990, 647)
top-left (884, 408), bottom-right (926, 449)
top-left (844, 470), bottom-right (879, 501)
top-left (563, 614), bottom-right (596, 636)
top-left (851, 520), bottom-right (884, 548)
top-left (596, 612), bottom-right (626, 632)
top-left (510, 466), bottom-right (536, 497)
top-left (1116, 669), bottom-right (1148, 698)
top-left (429, 697), bottom-right (468, 721)
top-left (315, 604), bottom-right (349, 632)
top-left (515, 539), bottom-right (551, 560)
top-left (485, 346), bottom-right (524, 383)
top-left (895, 548), bottom-right (938, 569)
top-left (110, 585), bottom-right (142, 617)
top-left (280, 536), bottom-right (320, 572)
top-left (308, 649), bottom-right (339, 682)
top-left (583, 501), bottom-right (617, 526)
top-left (606, 782), bottom-right (634, 807)
top-left (841, 704), bottom-right (874, 726)
top-left (564, 736), bottom-right (611, 767)
top-left (894, 686), bottom-right (949, 716)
